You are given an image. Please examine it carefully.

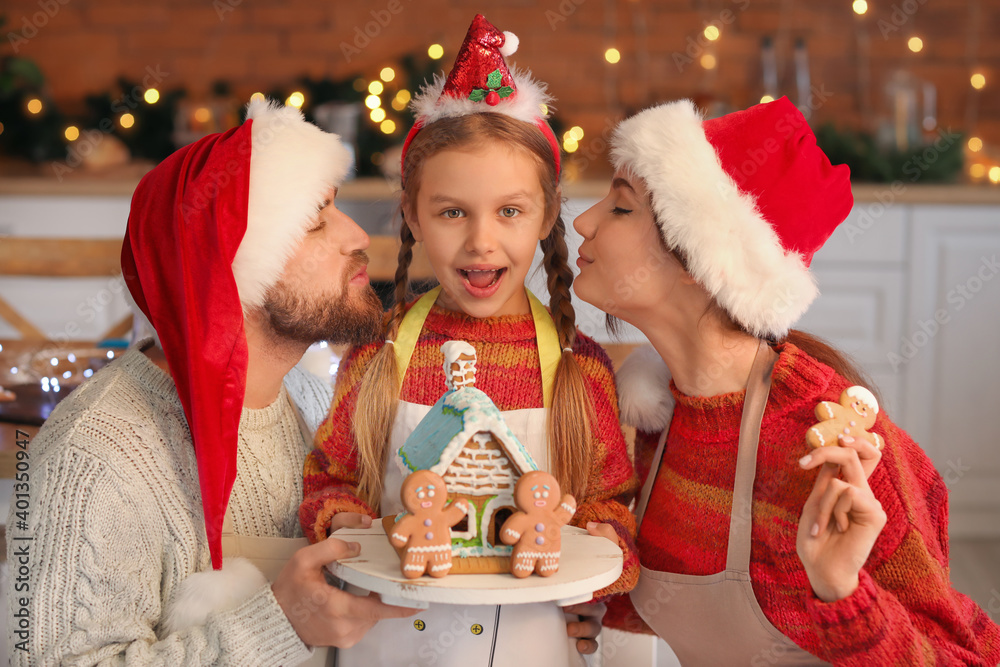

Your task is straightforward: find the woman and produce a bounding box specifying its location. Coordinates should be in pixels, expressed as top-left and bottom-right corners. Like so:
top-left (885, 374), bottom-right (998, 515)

top-left (572, 97), bottom-right (1000, 665)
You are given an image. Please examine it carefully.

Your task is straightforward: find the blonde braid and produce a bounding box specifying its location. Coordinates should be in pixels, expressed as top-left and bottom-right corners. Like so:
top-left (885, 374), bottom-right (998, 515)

top-left (540, 215), bottom-right (594, 499)
top-left (354, 218), bottom-right (417, 511)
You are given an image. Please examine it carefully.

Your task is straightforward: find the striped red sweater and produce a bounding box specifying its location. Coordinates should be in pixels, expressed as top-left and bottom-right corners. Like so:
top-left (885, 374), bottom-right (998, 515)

top-left (605, 343), bottom-right (1000, 665)
top-left (300, 302), bottom-right (639, 598)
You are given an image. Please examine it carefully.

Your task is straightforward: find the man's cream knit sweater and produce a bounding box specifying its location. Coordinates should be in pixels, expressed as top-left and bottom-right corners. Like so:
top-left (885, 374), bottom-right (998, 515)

top-left (8, 341), bottom-right (333, 665)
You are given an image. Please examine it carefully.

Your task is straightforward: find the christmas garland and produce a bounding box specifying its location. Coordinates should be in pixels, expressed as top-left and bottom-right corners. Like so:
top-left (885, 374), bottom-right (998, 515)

top-left (815, 123), bottom-right (964, 184)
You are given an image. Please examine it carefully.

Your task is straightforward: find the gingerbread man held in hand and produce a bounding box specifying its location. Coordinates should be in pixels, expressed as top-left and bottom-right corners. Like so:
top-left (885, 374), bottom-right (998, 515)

top-left (806, 385), bottom-right (884, 451)
top-left (501, 470), bottom-right (576, 578)
top-left (389, 470), bottom-right (469, 579)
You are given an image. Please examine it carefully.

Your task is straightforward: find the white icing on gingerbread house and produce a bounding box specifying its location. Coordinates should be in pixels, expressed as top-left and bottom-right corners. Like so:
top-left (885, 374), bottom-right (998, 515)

top-left (397, 341), bottom-right (537, 560)
top-left (442, 340), bottom-right (477, 390)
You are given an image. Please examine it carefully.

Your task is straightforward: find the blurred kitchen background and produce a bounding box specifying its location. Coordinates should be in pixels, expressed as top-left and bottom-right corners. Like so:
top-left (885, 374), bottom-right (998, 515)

top-left (0, 1), bottom-right (998, 663)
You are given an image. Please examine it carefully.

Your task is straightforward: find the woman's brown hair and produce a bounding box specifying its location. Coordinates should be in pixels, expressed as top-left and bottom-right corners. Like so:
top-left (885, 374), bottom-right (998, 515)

top-left (354, 113), bottom-right (594, 512)
top-left (779, 329), bottom-right (882, 407)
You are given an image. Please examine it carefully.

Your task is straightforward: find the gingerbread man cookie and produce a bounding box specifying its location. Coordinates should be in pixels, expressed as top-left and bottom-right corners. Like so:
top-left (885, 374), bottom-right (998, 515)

top-left (500, 471), bottom-right (576, 578)
top-left (388, 470), bottom-right (469, 579)
top-left (806, 385), bottom-right (884, 451)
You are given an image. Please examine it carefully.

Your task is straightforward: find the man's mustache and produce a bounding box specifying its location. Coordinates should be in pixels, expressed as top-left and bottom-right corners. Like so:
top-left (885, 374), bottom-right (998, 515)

top-left (344, 250), bottom-right (369, 280)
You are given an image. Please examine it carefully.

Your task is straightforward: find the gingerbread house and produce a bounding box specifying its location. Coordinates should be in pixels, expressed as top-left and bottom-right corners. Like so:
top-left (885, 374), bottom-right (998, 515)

top-left (395, 341), bottom-right (538, 571)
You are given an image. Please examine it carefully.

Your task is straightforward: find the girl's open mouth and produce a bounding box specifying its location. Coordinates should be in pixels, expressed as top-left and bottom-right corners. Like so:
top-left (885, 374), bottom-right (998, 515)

top-left (458, 267), bottom-right (507, 298)
top-left (460, 268), bottom-right (506, 288)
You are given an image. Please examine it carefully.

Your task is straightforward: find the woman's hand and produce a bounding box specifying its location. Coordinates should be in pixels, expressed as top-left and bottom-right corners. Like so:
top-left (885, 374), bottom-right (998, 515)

top-left (839, 434), bottom-right (882, 479)
top-left (796, 438), bottom-right (887, 602)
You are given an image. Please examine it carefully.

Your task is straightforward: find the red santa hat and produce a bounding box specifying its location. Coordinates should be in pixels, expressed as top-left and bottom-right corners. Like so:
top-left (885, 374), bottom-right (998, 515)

top-left (610, 96), bottom-right (853, 340)
top-left (401, 13), bottom-right (560, 178)
top-left (122, 98), bottom-right (351, 578)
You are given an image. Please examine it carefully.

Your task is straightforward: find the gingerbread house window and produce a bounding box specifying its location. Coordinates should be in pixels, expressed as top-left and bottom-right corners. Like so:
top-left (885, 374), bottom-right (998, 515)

top-left (450, 496), bottom-right (477, 540)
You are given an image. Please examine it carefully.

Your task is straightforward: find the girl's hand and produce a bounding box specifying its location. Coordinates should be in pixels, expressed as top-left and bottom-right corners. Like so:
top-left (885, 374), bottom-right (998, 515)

top-left (586, 521), bottom-right (620, 545)
top-left (566, 523), bottom-right (617, 653)
top-left (563, 601), bottom-right (607, 655)
top-left (796, 442), bottom-right (887, 602)
top-left (326, 512), bottom-right (373, 537)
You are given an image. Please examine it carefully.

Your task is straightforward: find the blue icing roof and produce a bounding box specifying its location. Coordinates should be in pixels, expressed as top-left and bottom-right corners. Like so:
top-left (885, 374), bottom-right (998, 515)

top-left (399, 387), bottom-right (537, 475)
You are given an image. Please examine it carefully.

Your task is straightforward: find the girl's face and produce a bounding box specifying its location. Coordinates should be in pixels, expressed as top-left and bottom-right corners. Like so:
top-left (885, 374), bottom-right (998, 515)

top-left (572, 171), bottom-right (684, 323)
top-left (407, 141), bottom-right (554, 318)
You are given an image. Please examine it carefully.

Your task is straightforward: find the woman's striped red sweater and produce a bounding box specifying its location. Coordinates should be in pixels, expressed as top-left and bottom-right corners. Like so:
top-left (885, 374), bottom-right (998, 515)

top-left (605, 343), bottom-right (1000, 665)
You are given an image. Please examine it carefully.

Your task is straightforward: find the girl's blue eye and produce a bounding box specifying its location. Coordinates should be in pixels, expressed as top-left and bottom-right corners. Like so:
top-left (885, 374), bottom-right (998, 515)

top-left (612, 206), bottom-right (633, 216)
top-left (500, 207), bottom-right (519, 218)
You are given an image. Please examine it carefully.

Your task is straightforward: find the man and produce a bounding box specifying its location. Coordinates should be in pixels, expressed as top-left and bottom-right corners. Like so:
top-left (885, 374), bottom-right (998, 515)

top-left (8, 99), bottom-right (415, 665)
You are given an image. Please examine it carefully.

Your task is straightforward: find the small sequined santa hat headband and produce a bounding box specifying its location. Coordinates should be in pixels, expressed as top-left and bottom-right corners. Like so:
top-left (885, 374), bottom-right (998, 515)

top-left (610, 96), bottom-right (853, 340)
top-left (400, 14), bottom-right (560, 183)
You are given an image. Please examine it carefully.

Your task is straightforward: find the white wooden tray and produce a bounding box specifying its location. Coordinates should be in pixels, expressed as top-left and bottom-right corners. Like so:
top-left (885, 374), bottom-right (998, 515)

top-left (326, 524), bottom-right (622, 609)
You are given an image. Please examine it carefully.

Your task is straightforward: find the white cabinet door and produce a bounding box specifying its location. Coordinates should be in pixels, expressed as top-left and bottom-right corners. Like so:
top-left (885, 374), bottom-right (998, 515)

top-left (906, 206), bottom-right (1000, 537)
top-left (796, 267), bottom-right (907, 418)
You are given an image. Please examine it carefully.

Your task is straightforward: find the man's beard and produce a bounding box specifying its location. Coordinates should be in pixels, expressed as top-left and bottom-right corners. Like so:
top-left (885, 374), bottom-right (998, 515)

top-left (262, 253), bottom-right (383, 347)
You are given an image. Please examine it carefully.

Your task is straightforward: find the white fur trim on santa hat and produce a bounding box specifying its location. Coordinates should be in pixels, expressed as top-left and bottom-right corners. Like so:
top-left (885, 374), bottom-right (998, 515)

top-left (610, 100), bottom-right (818, 339)
top-left (410, 65), bottom-right (553, 126)
top-left (162, 557), bottom-right (268, 634)
top-left (616, 345), bottom-right (675, 432)
top-left (233, 99), bottom-right (353, 310)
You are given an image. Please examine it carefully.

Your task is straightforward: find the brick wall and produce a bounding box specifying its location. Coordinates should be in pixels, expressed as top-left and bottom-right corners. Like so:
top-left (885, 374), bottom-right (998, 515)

top-left (5, 0), bottom-right (998, 177)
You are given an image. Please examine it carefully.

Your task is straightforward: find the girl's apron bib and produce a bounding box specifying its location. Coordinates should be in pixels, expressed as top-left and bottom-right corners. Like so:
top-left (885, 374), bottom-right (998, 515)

top-left (629, 341), bottom-right (827, 666)
top-left (220, 393), bottom-right (333, 667)
top-left (338, 287), bottom-right (584, 667)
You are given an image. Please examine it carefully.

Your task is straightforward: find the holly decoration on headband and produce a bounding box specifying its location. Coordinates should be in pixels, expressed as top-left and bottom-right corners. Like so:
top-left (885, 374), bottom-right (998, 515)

top-left (468, 68), bottom-right (514, 106)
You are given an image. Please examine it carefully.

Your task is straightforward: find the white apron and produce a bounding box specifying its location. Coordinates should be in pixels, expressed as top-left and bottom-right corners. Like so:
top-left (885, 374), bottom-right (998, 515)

top-left (337, 287), bottom-right (584, 667)
top-left (221, 392), bottom-right (333, 667)
top-left (629, 341), bottom-right (827, 666)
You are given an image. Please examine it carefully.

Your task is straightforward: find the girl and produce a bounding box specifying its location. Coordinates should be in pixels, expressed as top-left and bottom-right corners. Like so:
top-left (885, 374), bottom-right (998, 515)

top-left (575, 97), bottom-right (1000, 664)
top-left (299, 15), bottom-right (637, 667)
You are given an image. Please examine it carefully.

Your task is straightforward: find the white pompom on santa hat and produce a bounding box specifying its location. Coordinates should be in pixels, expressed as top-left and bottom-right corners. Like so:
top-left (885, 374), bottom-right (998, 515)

top-left (122, 98), bottom-right (352, 631)
top-left (616, 345), bottom-right (674, 433)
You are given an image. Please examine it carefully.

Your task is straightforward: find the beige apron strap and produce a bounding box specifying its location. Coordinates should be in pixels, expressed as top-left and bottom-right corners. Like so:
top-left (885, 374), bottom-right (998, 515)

top-left (633, 426), bottom-right (670, 527)
top-left (526, 289), bottom-right (560, 408)
top-left (393, 286), bottom-right (560, 407)
top-left (392, 286), bottom-right (442, 388)
top-left (725, 339), bottom-right (778, 573)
